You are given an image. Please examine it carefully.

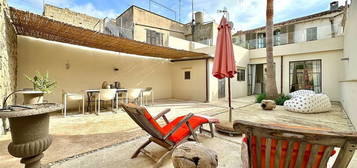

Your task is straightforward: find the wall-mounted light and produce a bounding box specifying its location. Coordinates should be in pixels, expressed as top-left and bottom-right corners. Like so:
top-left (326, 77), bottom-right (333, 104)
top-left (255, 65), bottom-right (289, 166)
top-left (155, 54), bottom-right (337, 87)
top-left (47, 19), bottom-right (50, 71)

top-left (65, 60), bottom-right (70, 70)
top-left (113, 67), bottom-right (119, 71)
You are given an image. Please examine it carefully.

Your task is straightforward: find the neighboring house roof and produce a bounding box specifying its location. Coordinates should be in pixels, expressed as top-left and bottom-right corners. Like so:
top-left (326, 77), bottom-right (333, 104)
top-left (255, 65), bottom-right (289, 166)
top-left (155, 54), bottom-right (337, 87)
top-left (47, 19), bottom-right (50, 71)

top-left (233, 6), bottom-right (345, 36)
top-left (44, 4), bottom-right (101, 21)
top-left (117, 5), bottom-right (185, 25)
top-left (11, 8), bottom-right (207, 59)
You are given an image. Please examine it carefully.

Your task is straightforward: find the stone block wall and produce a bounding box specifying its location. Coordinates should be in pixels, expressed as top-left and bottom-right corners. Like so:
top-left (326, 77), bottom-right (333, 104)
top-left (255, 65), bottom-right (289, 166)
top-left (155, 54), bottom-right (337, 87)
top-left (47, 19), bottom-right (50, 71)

top-left (0, 0), bottom-right (17, 135)
top-left (43, 4), bottom-right (102, 31)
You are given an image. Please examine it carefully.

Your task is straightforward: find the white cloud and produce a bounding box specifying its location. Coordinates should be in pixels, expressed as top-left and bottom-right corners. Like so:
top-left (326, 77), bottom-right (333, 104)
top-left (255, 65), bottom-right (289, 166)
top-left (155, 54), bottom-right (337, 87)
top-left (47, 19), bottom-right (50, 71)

top-left (9, 0), bottom-right (119, 19)
top-left (187, 0), bottom-right (339, 31)
top-left (10, 0), bottom-right (346, 30)
top-left (70, 3), bottom-right (118, 18)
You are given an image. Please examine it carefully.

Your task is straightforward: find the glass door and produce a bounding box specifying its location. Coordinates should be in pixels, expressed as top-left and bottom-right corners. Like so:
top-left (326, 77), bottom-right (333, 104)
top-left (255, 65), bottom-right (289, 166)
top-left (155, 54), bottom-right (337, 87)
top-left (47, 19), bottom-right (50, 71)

top-left (289, 60), bottom-right (322, 93)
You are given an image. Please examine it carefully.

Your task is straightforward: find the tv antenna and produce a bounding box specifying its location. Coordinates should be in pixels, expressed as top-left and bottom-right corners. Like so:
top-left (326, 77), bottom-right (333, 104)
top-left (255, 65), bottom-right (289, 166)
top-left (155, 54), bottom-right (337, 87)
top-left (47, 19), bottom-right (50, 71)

top-left (149, 0), bottom-right (177, 20)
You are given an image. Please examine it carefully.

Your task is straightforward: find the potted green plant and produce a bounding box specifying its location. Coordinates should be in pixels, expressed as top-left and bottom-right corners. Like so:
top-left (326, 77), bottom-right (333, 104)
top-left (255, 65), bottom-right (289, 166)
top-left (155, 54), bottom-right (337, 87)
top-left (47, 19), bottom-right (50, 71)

top-left (23, 72), bottom-right (56, 104)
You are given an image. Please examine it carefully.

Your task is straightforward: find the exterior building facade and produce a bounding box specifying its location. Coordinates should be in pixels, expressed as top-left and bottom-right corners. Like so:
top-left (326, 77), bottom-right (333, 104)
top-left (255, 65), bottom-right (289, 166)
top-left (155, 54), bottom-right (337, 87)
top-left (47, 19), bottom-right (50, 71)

top-left (231, 2), bottom-right (345, 101)
top-left (43, 4), bottom-right (218, 47)
top-left (115, 6), bottom-right (218, 46)
top-left (37, 2), bottom-right (350, 103)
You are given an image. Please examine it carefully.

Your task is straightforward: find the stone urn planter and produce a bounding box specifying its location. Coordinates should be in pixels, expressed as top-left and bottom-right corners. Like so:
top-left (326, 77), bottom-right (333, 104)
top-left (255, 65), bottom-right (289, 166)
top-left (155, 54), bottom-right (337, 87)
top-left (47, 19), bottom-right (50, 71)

top-left (0, 103), bottom-right (63, 168)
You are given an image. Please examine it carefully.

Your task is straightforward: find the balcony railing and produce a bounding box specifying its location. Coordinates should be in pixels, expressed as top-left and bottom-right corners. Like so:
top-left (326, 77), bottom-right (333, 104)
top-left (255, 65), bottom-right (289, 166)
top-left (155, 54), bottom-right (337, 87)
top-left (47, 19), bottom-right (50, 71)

top-left (234, 24), bottom-right (344, 49)
top-left (101, 19), bottom-right (133, 40)
top-left (196, 39), bottom-right (214, 46)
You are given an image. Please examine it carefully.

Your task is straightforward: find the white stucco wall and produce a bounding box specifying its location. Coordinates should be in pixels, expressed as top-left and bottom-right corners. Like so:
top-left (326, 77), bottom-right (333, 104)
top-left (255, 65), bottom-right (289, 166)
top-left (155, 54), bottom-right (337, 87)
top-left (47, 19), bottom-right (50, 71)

top-left (293, 14), bottom-right (343, 43)
top-left (231, 45), bottom-right (250, 98)
top-left (249, 36), bottom-right (344, 58)
top-left (171, 60), bottom-right (207, 102)
top-left (16, 36), bottom-right (173, 106)
top-left (191, 44), bottom-right (250, 101)
top-left (341, 1), bottom-right (357, 127)
top-left (283, 51), bottom-right (343, 101)
top-left (249, 43), bottom-right (343, 101)
top-left (168, 36), bottom-right (209, 51)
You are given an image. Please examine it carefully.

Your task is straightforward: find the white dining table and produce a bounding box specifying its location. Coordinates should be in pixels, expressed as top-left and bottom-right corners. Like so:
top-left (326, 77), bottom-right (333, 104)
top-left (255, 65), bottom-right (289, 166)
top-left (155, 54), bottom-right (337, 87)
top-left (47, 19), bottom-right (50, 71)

top-left (83, 89), bottom-right (128, 112)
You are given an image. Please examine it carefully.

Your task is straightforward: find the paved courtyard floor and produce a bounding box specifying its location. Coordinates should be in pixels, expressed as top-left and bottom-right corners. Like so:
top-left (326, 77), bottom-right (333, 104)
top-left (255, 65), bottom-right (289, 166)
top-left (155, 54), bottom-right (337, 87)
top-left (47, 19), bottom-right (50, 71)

top-left (1, 96), bottom-right (356, 168)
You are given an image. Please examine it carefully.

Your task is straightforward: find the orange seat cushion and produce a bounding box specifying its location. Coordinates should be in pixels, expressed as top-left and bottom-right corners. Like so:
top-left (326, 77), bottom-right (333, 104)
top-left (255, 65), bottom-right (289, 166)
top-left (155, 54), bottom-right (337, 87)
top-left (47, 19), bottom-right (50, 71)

top-left (140, 107), bottom-right (210, 143)
top-left (142, 108), bottom-right (164, 133)
top-left (162, 116), bottom-right (209, 143)
top-left (243, 136), bottom-right (336, 168)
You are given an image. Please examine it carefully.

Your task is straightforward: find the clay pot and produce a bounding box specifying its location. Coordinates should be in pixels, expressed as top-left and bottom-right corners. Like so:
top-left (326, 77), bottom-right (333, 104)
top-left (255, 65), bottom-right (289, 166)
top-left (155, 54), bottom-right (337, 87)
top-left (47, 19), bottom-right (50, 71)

top-left (102, 81), bottom-right (110, 89)
top-left (23, 93), bottom-right (44, 104)
top-left (261, 100), bottom-right (276, 110)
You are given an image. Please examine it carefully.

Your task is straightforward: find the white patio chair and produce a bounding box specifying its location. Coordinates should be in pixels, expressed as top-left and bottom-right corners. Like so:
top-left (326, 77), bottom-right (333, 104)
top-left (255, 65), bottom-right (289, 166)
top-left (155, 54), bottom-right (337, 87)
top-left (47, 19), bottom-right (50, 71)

top-left (127, 88), bottom-right (143, 106)
top-left (142, 87), bottom-right (154, 105)
top-left (62, 90), bottom-right (85, 117)
top-left (94, 89), bottom-right (117, 114)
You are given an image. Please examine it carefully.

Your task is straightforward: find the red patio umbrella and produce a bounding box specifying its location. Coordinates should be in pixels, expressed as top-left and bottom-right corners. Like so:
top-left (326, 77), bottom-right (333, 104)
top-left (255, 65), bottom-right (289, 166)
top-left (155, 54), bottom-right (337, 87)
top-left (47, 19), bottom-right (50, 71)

top-left (212, 16), bottom-right (237, 122)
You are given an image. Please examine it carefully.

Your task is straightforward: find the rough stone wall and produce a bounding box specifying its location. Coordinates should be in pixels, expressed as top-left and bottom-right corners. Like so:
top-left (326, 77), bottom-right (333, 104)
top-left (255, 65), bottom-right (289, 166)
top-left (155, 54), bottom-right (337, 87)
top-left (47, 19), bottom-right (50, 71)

top-left (0, 0), bottom-right (17, 135)
top-left (43, 4), bottom-right (102, 31)
top-left (192, 22), bottom-right (217, 43)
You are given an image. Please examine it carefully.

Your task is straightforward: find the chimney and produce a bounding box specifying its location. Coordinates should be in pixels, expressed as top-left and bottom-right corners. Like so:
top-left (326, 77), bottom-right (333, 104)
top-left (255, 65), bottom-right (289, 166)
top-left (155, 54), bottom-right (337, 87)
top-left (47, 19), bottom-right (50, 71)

top-left (195, 12), bottom-right (204, 24)
top-left (330, 1), bottom-right (339, 11)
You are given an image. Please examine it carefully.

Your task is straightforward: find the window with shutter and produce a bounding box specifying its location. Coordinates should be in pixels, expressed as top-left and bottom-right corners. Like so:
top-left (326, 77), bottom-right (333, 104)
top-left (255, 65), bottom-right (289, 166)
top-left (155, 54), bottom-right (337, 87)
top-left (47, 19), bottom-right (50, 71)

top-left (237, 68), bottom-right (246, 81)
top-left (146, 29), bottom-right (163, 46)
top-left (257, 33), bottom-right (266, 48)
top-left (306, 27), bottom-right (317, 41)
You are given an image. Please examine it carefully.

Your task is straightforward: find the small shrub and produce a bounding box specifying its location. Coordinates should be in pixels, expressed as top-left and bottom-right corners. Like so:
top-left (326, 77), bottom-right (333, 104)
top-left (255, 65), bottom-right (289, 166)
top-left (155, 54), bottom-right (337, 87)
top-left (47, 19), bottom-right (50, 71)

top-left (275, 94), bottom-right (291, 105)
top-left (256, 93), bottom-right (267, 103)
top-left (25, 72), bottom-right (56, 93)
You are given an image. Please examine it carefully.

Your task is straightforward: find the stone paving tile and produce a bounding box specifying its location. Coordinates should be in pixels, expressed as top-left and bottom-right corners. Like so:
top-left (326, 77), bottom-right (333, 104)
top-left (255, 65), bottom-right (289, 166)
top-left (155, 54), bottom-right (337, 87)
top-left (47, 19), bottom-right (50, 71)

top-left (50, 134), bottom-right (242, 168)
top-left (1, 96), bottom-right (357, 168)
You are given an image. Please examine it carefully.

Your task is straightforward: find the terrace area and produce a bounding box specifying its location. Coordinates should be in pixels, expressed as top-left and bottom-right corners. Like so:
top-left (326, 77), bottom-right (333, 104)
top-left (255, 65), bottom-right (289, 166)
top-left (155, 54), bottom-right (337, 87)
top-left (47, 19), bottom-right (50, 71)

top-left (1, 96), bottom-right (357, 168)
top-left (1, 0), bottom-right (357, 168)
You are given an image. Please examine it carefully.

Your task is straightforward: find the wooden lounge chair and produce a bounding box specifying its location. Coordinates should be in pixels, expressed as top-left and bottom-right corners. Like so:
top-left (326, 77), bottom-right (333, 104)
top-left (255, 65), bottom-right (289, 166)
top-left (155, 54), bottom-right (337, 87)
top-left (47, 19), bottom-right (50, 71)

top-left (121, 103), bottom-right (216, 168)
top-left (234, 120), bottom-right (357, 168)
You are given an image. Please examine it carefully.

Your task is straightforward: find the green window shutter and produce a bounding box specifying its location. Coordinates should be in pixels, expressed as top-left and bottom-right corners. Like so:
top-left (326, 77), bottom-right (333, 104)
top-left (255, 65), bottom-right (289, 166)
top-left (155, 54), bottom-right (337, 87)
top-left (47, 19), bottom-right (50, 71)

top-left (280, 26), bottom-right (288, 45)
top-left (288, 24), bottom-right (295, 44)
top-left (306, 27), bottom-right (317, 41)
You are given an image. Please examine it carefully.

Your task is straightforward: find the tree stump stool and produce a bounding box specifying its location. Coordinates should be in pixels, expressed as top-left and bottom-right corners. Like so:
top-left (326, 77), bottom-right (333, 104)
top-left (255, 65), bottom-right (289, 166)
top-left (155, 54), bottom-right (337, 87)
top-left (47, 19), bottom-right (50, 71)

top-left (172, 142), bottom-right (218, 168)
top-left (261, 100), bottom-right (276, 110)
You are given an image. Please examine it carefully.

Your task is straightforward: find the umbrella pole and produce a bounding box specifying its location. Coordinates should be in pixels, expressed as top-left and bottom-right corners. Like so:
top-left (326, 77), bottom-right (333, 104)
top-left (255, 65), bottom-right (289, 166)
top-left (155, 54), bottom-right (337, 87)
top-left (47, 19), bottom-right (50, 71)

top-left (228, 78), bottom-right (232, 122)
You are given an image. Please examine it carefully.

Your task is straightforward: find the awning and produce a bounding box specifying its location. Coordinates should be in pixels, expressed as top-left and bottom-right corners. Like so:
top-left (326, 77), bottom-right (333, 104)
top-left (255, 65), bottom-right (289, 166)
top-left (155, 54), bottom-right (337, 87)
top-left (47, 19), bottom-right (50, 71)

top-left (9, 7), bottom-right (208, 59)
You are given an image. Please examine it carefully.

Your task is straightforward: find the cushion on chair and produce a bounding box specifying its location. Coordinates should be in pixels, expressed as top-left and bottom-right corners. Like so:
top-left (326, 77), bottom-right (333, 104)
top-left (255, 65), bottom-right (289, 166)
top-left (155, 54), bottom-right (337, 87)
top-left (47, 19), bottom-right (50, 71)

top-left (125, 103), bottom-right (211, 143)
top-left (162, 116), bottom-right (209, 143)
top-left (244, 136), bottom-right (336, 168)
top-left (284, 94), bottom-right (331, 113)
top-left (124, 103), bottom-right (164, 133)
top-left (142, 108), bottom-right (165, 133)
top-left (193, 114), bottom-right (220, 123)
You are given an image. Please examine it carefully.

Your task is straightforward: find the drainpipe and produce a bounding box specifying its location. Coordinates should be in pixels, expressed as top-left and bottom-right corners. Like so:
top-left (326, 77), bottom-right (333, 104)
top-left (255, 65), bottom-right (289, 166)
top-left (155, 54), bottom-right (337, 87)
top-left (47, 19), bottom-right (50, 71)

top-left (281, 56), bottom-right (283, 94)
top-left (205, 58), bottom-right (209, 102)
top-left (329, 18), bottom-right (336, 38)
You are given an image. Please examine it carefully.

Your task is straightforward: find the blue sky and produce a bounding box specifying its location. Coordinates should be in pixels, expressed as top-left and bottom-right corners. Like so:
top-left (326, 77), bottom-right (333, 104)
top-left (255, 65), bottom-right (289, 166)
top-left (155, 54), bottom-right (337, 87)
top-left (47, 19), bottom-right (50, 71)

top-left (8, 0), bottom-right (347, 31)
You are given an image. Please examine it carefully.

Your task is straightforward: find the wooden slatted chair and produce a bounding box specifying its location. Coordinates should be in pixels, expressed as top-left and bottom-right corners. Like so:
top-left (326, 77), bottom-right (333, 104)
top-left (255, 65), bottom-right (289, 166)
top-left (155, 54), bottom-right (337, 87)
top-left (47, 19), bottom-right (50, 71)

top-left (121, 103), bottom-right (214, 168)
top-left (233, 120), bottom-right (357, 168)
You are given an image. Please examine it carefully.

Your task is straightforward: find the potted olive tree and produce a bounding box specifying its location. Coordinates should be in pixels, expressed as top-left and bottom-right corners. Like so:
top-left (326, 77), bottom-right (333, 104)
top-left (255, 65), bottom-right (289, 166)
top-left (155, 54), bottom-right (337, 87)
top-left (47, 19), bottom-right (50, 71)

top-left (24, 72), bottom-right (56, 104)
